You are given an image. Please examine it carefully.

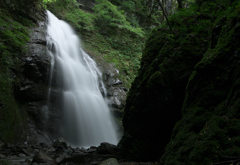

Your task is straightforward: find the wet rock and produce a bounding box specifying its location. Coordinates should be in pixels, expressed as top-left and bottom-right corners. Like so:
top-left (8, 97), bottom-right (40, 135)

top-left (107, 74), bottom-right (123, 86)
top-left (24, 159), bottom-right (32, 164)
top-left (48, 147), bottom-right (56, 152)
top-left (90, 146), bottom-right (97, 149)
top-left (84, 148), bottom-right (96, 154)
top-left (32, 151), bottom-right (57, 165)
top-left (3, 143), bottom-right (14, 149)
top-left (22, 42), bottom-right (50, 83)
top-left (56, 155), bottom-right (66, 164)
top-left (99, 158), bottom-right (119, 165)
top-left (108, 87), bottom-right (126, 110)
top-left (0, 154), bottom-right (6, 158)
top-left (53, 137), bottom-right (67, 149)
top-left (16, 83), bottom-right (48, 102)
top-left (65, 162), bottom-right (75, 165)
top-left (18, 153), bottom-right (26, 157)
top-left (30, 26), bottom-right (47, 45)
top-left (97, 143), bottom-right (119, 155)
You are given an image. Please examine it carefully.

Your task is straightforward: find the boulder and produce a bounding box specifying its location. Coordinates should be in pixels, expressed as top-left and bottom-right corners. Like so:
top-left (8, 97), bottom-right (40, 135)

top-left (32, 151), bottom-right (57, 165)
top-left (99, 158), bottom-right (119, 165)
top-left (97, 142), bottom-right (119, 155)
top-left (53, 137), bottom-right (67, 149)
top-left (118, 1), bottom-right (211, 162)
top-left (56, 155), bottom-right (66, 164)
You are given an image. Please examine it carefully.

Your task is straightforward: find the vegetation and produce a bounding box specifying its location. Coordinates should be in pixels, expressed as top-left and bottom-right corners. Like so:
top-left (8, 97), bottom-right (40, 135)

top-left (43, 0), bottom-right (188, 87)
top-left (43, 0), bottom-right (146, 88)
top-left (1, 0), bottom-right (240, 164)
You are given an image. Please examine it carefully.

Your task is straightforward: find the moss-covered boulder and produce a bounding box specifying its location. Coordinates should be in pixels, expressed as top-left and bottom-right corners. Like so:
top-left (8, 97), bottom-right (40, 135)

top-left (118, 0), bottom-right (240, 162)
top-left (118, 8), bottom-right (211, 163)
top-left (161, 2), bottom-right (240, 164)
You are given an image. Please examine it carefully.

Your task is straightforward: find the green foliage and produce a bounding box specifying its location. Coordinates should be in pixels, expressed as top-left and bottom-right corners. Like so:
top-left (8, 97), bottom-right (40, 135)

top-left (0, 9), bottom-right (30, 69)
top-left (93, 0), bottom-right (145, 37)
top-left (44, 0), bottom-right (146, 87)
top-left (65, 9), bottom-right (95, 32)
top-left (43, 0), bottom-right (77, 16)
top-left (122, 0), bottom-right (135, 12)
top-left (94, 0), bottom-right (126, 26)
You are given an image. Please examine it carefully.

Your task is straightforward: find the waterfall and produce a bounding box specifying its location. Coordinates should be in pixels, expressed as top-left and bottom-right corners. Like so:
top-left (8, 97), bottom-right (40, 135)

top-left (46, 11), bottom-right (118, 147)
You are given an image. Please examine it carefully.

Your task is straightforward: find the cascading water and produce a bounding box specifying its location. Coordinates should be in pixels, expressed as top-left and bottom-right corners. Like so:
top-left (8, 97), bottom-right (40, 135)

top-left (46, 11), bottom-right (118, 147)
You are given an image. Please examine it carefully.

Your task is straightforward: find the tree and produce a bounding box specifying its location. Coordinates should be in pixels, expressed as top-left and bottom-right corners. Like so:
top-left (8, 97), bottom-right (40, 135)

top-left (177, 0), bottom-right (183, 9)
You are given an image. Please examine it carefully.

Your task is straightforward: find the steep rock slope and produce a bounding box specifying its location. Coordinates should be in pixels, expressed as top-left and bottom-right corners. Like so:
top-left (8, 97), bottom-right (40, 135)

top-left (118, 0), bottom-right (240, 163)
top-left (0, 0), bottom-right (53, 143)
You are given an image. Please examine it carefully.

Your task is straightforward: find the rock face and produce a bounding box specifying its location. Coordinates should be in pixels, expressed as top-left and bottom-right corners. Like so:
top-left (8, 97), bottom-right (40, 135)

top-left (0, 0), bottom-right (53, 143)
top-left (118, 0), bottom-right (240, 163)
top-left (104, 72), bottom-right (127, 118)
top-left (16, 19), bottom-right (61, 144)
top-left (0, 0), bottom-right (66, 144)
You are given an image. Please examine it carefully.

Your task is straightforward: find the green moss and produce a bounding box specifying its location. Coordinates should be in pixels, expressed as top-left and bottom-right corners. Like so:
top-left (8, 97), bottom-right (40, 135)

top-left (64, 8), bottom-right (96, 32)
top-left (0, 3), bottom-right (36, 143)
top-left (0, 73), bottom-right (25, 142)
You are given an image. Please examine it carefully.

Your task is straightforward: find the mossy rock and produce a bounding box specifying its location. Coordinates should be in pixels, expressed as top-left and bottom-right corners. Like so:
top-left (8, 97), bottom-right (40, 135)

top-left (118, 10), bottom-right (211, 162)
top-left (119, 0), bottom-right (240, 162)
top-left (0, 0), bottom-right (47, 143)
top-left (161, 2), bottom-right (240, 164)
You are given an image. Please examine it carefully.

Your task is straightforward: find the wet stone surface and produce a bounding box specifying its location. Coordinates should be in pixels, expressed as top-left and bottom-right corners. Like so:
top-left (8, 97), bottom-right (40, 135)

top-left (0, 140), bottom-right (124, 165)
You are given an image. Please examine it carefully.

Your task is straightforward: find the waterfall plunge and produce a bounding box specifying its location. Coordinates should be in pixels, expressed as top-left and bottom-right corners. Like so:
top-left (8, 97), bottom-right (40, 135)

top-left (46, 11), bottom-right (118, 147)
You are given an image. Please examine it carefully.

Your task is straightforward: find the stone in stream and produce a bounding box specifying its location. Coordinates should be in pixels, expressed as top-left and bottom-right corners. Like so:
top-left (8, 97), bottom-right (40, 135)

top-left (0, 154), bottom-right (6, 158)
top-left (32, 151), bottom-right (57, 165)
top-left (99, 158), bottom-right (120, 165)
top-left (97, 142), bottom-right (119, 155)
top-left (53, 137), bottom-right (67, 149)
top-left (48, 147), bottom-right (56, 152)
top-left (65, 162), bottom-right (75, 165)
top-left (56, 155), bottom-right (66, 164)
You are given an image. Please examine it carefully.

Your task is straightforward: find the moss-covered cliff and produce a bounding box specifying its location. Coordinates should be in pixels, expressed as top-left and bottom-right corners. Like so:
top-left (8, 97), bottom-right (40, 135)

top-left (0, 0), bottom-right (49, 143)
top-left (119, 0), bottom-right (240, 163)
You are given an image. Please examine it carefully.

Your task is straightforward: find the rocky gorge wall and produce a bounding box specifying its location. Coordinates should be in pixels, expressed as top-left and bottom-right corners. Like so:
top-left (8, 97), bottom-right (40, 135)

top-left (118, 0), bottom-right (240, 164)
top-left (0, 0), bottom-right (50, 143)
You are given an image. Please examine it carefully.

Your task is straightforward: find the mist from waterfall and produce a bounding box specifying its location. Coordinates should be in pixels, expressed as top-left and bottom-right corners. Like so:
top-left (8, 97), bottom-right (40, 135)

top-left (46, 10), bottom-right (118, 147)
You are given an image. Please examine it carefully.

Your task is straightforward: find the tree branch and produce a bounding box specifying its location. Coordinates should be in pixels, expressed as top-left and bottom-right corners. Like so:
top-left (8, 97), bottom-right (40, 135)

top-left (158, 0), bottom-right (174, 34)
top-left (177, 0), bottom-right (183, 9)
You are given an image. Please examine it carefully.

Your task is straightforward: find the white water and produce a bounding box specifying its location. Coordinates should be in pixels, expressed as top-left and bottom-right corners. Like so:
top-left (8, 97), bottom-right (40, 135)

top-left (46, 11), bottom-right (118, 147)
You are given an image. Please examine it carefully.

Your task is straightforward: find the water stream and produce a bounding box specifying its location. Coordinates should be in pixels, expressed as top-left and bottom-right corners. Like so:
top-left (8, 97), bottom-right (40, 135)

top-left (46, 11), bottom-right (118, 147)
